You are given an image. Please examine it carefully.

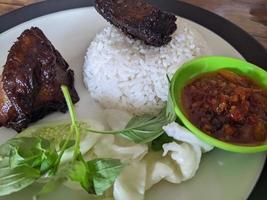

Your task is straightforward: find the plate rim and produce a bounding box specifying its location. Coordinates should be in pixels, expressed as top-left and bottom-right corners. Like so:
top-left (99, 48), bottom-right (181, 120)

top-left (0, 0), bottom-right (266, 199)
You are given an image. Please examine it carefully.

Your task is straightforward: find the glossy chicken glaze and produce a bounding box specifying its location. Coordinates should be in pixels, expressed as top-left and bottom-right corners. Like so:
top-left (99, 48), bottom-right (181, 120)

top-left (0, 27), bottom-right (79, 132)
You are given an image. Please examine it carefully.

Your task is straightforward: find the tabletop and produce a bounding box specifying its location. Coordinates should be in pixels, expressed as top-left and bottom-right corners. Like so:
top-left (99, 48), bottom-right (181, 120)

top-left (0, 0), bottom-right (266, 49)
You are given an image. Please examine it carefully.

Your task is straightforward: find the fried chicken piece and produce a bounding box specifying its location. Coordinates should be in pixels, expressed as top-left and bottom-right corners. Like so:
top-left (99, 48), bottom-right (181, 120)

top-left (0, 27), bottom-right (79, 132)
top-left (95, 0), bottom-right (177, 47)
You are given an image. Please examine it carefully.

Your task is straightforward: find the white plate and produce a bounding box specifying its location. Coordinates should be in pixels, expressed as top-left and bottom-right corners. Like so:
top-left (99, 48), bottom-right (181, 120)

top-left (0, 7), bottom-right (266, 200)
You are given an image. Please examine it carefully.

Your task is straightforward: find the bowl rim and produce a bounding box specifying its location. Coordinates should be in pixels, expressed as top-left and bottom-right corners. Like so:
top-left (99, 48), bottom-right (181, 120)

top-left (170, 56), bottom-right (267, 153)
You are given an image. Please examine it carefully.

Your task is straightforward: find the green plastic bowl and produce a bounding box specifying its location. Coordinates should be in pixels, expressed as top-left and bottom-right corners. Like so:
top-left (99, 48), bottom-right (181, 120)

top-left (170, 56), bottom-right (267, 153)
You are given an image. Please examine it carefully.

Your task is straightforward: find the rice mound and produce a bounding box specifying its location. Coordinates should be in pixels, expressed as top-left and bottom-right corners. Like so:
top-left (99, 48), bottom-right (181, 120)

top-left (83, 19), bottom-right (210, 115)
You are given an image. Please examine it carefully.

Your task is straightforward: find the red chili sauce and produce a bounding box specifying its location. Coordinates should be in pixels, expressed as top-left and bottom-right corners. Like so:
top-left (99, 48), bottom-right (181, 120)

top-left (181, 69), bottom-right (267, 145)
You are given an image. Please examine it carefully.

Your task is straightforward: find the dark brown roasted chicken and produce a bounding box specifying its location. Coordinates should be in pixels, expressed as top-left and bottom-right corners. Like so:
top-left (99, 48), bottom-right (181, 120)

top-left (0, 27), bottom-right (79, 132)
top-left (95, 0), bottom-right (177, 47)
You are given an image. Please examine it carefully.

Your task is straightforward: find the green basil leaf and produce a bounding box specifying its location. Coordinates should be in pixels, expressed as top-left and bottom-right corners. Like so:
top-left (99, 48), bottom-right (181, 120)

top-left (0, 137), bottom-right (42, 168)
top-left (0, 137), bottom-right (59, 197)
top-left (0, 137), bottom-right (41, 157)
top-left (119, 107), bottom-right (171, 143)
top-left (125, 115), bottom-right (157, 128)
top-left (87, 159), bottom-right (123, 196)
top-left (120, 129), bottom-right (164, 144)
top-left (68, 161), bottom-right (93, 193)
top-left (68, 159), bottom-right (123, 196)
top-left (10, 149), bottom-right (43, 169)
top-left (120, 86), bottom-right (176, 144)
top-left (0, 137), bottom-right (58, 175)
top-left (40, 151), bottom-right (59, 174)
top-left (83, 88), bottom-right (176, 145)
top-left (0, 158), bottom-right (40, 196)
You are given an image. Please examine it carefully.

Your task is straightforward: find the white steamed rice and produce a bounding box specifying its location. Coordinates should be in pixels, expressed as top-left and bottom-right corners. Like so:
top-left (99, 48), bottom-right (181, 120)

top-left (83, 18), bottom-right (210, 115)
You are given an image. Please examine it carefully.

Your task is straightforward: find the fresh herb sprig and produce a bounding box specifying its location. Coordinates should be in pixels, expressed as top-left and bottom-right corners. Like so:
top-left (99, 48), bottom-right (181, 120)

top-left (61, 86), bottom-right (123, 196)
top-left (0, 83), bottom-right (176, 198)
top-left (84, 88), bottom-right (176, 144)
top-left (0, 86), bottom-right (123, 198)
top-left (0, 137), bottom-right (58, 196)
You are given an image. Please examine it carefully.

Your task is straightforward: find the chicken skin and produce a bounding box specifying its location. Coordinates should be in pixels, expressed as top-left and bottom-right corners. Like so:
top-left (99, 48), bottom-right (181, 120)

top-left (0, 27), bottom-right (79, 132)
top-left (95, 0), bottom-right (177, 47)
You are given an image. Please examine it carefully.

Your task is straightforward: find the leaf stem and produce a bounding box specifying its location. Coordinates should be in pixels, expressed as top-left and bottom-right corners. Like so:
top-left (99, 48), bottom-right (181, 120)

top-left (61, 85), bottom-right (80, 160)
top-left (52, 126), bottom-right (72, 173)
top-left (84, 115), bottom-right (166, 136)
top-left (84, 128), bottom-right (120, 135)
